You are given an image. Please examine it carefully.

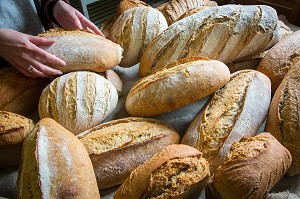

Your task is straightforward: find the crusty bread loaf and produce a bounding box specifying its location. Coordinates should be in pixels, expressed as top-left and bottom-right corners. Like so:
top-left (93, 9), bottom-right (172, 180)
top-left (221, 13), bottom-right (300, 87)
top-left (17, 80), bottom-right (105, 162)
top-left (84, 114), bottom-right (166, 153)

top-left (156, 0), bottom-right (209, 25)
top-left (257, 30), bottom-right (300, 94)
top-left (0, 68), bottom-right (50, 116)
top-left (140, 5), bottom-right (280, 77)
top-left (126, 57), bottom-right (230, 117)
top-left (114, 144), bottom-right (210, 199)
top-left (208, 133), bottom-right (292, 199)
top-left (77, 117), bottom-right (180, 189)
top-left (110, 7), bottom-right (168, 67)
top-left (181, 70), bottom-right (271, 173)
top-left (38, 28), bottom-right (123, 73)
top-left (116, 0), bottom-right (150, 16)
top-left (0, 111), bottom-right (34, 168)
top-left (38, 71), bottom-right (118, 135)
top-left (98, 69), bottom-right (123, 96)
top-left (265, 63), bottom-right (300, 176)
top-left (17, 118), bottom-right (100, 199)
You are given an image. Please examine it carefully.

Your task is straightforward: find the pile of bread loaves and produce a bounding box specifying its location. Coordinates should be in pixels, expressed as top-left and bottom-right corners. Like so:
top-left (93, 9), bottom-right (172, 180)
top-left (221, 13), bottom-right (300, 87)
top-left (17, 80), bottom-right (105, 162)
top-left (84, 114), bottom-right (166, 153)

top-left (0, 0), bottom-right (300, 198)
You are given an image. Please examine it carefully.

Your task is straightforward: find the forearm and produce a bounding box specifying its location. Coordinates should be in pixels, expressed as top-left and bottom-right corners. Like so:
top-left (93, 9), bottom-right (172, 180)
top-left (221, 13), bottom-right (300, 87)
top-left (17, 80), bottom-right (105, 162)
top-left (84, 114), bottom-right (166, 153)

top-left (41, 0), bottom-right (69, 26)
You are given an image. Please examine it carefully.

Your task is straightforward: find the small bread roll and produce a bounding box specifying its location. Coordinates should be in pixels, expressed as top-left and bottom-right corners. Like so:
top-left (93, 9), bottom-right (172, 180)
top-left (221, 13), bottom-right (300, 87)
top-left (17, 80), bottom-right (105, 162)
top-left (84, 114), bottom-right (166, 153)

top-left (208, 133), bottom-right (292, 199)
top-left (77, 117), bottom-right (180, 189)
top-left (0, 111), bottom-right (34, 168)
top-left (17, 118), bottom-right (100, 199)
top-left (126, 57), bottom-right (230, 117)
top-left (114, 144), bottom-right (210, 199)
top-left (181, 70), bottom-right (271, 173)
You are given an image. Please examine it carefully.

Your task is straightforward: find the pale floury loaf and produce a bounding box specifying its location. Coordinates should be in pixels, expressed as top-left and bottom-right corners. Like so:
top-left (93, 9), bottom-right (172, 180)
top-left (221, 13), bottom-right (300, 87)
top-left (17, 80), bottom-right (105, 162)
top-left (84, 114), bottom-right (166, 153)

top-left (140, 5), bottom-right (280, 77)
top-left (38, 71), bottom-right (118, 135)
top-left (110, 7), bottom-right (168, 67)
top-left (181, 70), bottom-right (272, 173)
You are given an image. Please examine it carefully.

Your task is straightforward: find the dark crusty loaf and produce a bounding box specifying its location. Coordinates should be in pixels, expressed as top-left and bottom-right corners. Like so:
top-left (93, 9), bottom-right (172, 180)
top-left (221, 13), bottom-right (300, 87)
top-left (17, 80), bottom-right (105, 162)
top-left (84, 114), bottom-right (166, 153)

top-left (257, 30), bottom-right (300, 94)
top-left (181, 70), bottom-right (271, 173)
top-left (77, 117), bottom-right (180, 189)
top-left (38, 28), bottom-right (123, 73)
top-left (208, 133), bottom-right (292, 199)
top-left (0, 68), bottom-right (50, 116)
top-left (126, 57), bottom-right (230, 117)
top-left (0, 111), bottom-right (34, 168)
top-left (265, 62), bottom-right (300, 176)
top-left (140, 5), bottom-right (280, 77)
top-left (114, 144), bottom-right (210, 199)
top-left (17, 118), bottom-right (100, 198)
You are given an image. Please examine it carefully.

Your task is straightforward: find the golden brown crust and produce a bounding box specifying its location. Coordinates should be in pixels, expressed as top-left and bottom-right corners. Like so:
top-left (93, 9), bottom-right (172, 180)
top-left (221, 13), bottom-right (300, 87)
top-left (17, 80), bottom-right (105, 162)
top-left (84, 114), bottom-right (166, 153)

top-left (114, 144), bottom-right (210, 199)
top-left (208, 133), bottom-right (292, 199)
top-left (116, 0), bottom-right (150, 16)
top-left (266, 63), bottom-right (300, 176)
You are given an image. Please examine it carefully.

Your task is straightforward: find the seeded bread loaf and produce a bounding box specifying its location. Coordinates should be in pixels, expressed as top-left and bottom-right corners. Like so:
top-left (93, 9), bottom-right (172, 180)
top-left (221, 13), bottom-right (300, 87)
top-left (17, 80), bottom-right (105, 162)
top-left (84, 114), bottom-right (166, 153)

top-left (38, 28), bottom-right (123, 73)
top-left (140, 5), bottom-right (280, 77)
top-left (77, 117), bottom-right (180, 189)
top-left (114, 144), bottom-right (210, 199)
top-left (0, 111), bottom-right (34, 168)
top-left (156, 0), bottom-right (209, 25)
top-left (208, 133), bottom-right (292, 199)
top-left (181, 70), bottom-right (271, 173)
top-left (38, 71), bottom-right (118, 135)
top-left (17, 118), bottom-right (100, 198)
top-left (0, 68), bottom-right (50, 116)
top-left (257, 30), bottom-right (300, 94)
top-left (265, 63), bottom-right (300, 176)
top-left (110, 7), bottom-right (168, 67)
top-left (126, 57), bottom-right (230, 117)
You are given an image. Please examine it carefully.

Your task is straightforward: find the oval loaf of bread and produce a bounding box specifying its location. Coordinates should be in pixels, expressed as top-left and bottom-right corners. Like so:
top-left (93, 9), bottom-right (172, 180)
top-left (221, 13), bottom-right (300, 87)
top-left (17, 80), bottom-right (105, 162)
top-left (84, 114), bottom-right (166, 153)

top-left (38, 71), bottom-right (118, 135)
top-left (114, 144), bottom-right (210, 199)
top-left (77, 117), bottom-right (180, 189)
top-left (0, 111), bottom-right (34, 168)
top-left (17, 118), bottom-right (100, 198)
top-left (38, 28), bottom-right (123, 73)
top-left (208, 133), bottom-right (292, 199)
top-left (110, 7), bottom-right (168, 67)
top-left (257, 30), bottom-right (300, 94)
top-left (181, 69), bottom-right (271, 173)
top-left (265, 63), bottom-right (300, 176)
top-left (140, 5), bottom-right (280, 77)
top-left (156, 0), bottom-right (209, 25)
top-left (126, 57), bottom-right (230, 117)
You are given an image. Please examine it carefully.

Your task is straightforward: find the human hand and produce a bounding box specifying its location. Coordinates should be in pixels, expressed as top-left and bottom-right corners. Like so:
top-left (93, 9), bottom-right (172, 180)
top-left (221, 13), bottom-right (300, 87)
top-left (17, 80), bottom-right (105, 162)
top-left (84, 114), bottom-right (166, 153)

top-left (0, 28), bottom-right (65, 78)
top-left (53, 0), bottom-right (104, 36)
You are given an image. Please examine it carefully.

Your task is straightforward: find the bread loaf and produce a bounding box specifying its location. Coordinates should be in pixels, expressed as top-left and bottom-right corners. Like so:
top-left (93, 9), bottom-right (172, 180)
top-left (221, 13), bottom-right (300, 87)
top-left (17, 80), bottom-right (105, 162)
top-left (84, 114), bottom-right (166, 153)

top-left (114, 144), bottom-right (210, 199)
top-left (17, 118), bottom-right (100, 199)
top-left (110, 7), bottom-right (168, 67)
top-left (0, 111), bottom-right (34, 168)
top-left (117, 0), bottom-right (150, 16)
top-left (38, 28), bottom-right (123, 73)
top-left (265, 63), bottom-right (300, 176)
top-left (156, 0), bottom-right (209, 25)
top-left (38, 71), bottom-right (118, 135)
top-left (208, 133), bottom-right (292, 199)
top-left (77, 117), bottom-right (180, 189)
top-left (0, 68), bottom-right (50, 116)
top-left (140, 5), bottom-right (280, 77)
top-left (181, 70), bottom-right (271, 173)
top-left (126, 57), bottom-right (230, 117)
top-left (98, 69), bottom-right (123, 96)
top-left (257, 30), bottom-right (300, 94)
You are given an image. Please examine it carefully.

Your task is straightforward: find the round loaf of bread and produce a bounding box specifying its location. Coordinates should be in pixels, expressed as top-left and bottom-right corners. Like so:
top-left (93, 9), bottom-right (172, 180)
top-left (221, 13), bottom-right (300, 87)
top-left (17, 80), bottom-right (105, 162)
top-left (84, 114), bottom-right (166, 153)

top-left (77, 117), bottom-right (180, 189)
top-left (208, 133), bottom-right (292, 199)
top-left (257, 30), bottom-right (300, 94)
top-left (38, 28), bottom-right (123, 73)
top-left (140, 5), bottom-right (280, 77)
top-left (126, 57), bottom-right (230, 117)
top-left (110, 7), bottom-right (168, 67)
top-left (265, 63), bottom-right (300, 176)
top-left (181, 69), bottom-right (272, 173)
top-left (17, 118), bottom-right (100, 198)
top-left (38, 71), bottom-right (118, 135)
top-left (114, 144), bottom-right (210, 199)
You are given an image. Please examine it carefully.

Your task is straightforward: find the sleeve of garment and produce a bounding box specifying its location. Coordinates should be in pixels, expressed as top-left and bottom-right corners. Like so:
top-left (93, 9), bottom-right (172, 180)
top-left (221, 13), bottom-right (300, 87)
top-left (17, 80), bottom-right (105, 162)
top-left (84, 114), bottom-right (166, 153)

top-left (40, 0), bottom-right (69, 27)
